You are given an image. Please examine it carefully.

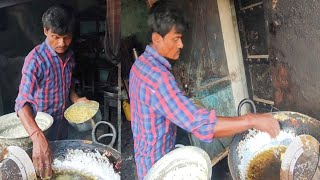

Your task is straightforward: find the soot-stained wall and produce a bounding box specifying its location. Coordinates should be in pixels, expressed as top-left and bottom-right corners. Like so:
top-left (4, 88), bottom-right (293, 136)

top-left (267, 0), bottom-right (320, 118)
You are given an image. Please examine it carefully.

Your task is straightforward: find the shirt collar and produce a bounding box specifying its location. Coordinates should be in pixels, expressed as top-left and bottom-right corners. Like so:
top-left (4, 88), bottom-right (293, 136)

top-left (44, 38), bottom-right (73, 59)
top-left (145, 45), bottom-right (172, 70)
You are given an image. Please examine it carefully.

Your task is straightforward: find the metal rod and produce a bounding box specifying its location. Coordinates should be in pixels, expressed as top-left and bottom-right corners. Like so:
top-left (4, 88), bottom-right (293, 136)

top-left (247, 55), bottom-right (269, 59)
top-left (192, 76), bottom-right (230, 92)
top-left (240, 1), bottom-right (263, 11)
top-left (253, 95), bottom-right (274, 105)
top-left (117, 63), bottom-right (122, 153)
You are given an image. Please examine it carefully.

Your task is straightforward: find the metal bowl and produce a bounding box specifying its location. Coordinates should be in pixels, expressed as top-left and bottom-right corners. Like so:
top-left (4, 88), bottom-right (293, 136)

top-left (145, 146), bottom-right (212, 180)
top-left (64, 101), bottom-right (102, 132)
top-left (0, 112), bottom-right (53, 151)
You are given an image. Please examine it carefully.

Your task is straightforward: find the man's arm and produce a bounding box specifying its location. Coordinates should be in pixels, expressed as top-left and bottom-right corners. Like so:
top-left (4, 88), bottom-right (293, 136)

top-left (214, 113), bottom-right (279, 138)
top-left (15, 53), bottom-right (52, 179)
top-left (69, 87), bottom-right (88, 103)
top-left (18, 103), bottom-right (41, 137)
top-left (156, 73), bottom-right (279, 140)
top-left (17, 104), bottom-right (52, 179)
top-left (69, 87), bottom-right (80, 103)
top-left (155, 73), bottom-right (217, 141)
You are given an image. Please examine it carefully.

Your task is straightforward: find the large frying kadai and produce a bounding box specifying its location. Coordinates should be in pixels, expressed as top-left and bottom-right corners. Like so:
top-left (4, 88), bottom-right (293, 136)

top-left (25, 140), bottom-right (121, 180)
top-left (228, 111), bottom-right (320, 180)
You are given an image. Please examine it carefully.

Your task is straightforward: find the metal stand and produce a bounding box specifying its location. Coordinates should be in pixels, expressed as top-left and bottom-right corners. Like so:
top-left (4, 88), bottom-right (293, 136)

top-left (101, 63), bottom-right (121, 153)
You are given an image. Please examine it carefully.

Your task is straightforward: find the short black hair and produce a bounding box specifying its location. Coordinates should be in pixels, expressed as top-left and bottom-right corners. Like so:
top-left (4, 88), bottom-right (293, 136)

top-left (148, 0), bottom-right (188, 37)
top-left (42, 5), bottom-right (75, 35)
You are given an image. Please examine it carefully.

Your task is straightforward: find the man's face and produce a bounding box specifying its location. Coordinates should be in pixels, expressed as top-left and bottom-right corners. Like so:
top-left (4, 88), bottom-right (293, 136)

top-left (44, 28), bottom-right (72, 55)
top-left (157, 27), bottom-right (183, 60)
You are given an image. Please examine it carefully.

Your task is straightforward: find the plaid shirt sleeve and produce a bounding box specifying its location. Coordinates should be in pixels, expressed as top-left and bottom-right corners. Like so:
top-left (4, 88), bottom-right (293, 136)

top-left (15, 51), bottom-right (41, 115)
top-left (154, 71), bottom-right (217, 142)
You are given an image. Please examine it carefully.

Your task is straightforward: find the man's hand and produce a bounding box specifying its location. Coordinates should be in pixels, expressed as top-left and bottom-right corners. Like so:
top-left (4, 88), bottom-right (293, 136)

top-left (247, 113), bottom-right (280, 138)
top-left (75, 97), bottom-right (89, 103)
top-left (30, 130), bottom-right (52, 179)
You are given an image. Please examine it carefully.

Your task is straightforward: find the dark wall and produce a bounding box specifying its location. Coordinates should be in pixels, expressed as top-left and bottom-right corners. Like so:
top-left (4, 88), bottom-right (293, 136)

top-left (172, 0), bottom-right (229, 97)
top-left (121, 0), bottom-right (149, 46)
top-left (0, 56), bottom-right (24, 114)
top-left (235, 0), bottom-right (320, 118)
top-left (267, 0), bottom-right (320, 118)
top-left (0, 4), bottom-right (44, 57)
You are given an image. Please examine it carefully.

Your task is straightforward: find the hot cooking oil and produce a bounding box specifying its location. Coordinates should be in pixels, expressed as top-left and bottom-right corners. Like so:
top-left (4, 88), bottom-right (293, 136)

top-left (246, 146), bottom-right (287, 180)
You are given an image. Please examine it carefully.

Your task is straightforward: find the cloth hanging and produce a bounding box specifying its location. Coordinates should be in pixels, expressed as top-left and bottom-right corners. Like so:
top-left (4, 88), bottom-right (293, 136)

top-left (104, 0), bottom-right (121, 65)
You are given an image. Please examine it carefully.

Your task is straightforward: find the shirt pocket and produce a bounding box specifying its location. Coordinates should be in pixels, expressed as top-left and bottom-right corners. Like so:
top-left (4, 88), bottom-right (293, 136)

top-left (46, 67), bottom-right (58, 90)
top-left (136, 83), bottom-right (157, 107)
